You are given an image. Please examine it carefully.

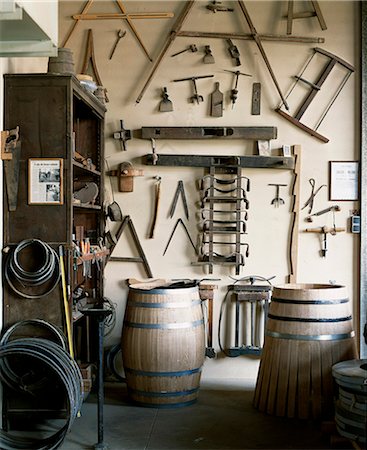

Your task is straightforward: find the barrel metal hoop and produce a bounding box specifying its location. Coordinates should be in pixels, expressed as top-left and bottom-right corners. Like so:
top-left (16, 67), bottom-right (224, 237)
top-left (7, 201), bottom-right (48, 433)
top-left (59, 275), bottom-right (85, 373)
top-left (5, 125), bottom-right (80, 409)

top-left (124, 367), bottom-right (202, 377)
top-left (127, 387), bottom-right (199, 398)
top-left (129, 286), bottom-right (199, 295)
top-left (271, 297), bottom-right (349, 305)
top-left (131, 399), bottom-right (198, 408)
top-left (124, 319), bottom-right (204, 329)
top-left (128, 300), bottom-right (202, 309)
top-left (268, 314), bottom-right (352, 323)
top-left (266, 330), bottom-right (355, 341)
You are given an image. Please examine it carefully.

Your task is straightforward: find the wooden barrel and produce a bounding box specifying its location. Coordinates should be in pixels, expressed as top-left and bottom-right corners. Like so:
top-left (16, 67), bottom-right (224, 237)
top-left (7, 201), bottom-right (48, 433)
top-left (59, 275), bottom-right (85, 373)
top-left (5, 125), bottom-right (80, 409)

top-left (332, 359), bottom-right (367, 445)
top-left (121, 285), bottom-right (205, 408)
top-left (47, 48), bottom-right (75, 75)
top-left (253, 283), bottom-right (357, 419)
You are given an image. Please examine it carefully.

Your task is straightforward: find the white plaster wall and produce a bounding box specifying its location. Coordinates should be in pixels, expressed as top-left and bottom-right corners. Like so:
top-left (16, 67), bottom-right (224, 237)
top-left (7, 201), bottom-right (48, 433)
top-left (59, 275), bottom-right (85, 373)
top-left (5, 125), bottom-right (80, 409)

top-left (2, 0), bottom-right (358, 382)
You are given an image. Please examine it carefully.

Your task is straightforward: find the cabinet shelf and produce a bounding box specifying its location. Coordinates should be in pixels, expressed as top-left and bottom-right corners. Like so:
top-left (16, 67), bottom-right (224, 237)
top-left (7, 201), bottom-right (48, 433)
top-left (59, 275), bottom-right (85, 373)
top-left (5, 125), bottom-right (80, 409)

top-left (73, 160), bottom-right (101, 176)
top-left (73, 203), bottom-right (102, 211)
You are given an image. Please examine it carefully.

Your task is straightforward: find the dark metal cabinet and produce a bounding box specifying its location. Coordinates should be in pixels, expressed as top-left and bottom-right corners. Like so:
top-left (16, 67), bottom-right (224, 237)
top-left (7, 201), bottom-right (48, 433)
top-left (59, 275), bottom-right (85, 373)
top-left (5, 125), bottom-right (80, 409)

top-left (2, 73), bottom-right (106, 361)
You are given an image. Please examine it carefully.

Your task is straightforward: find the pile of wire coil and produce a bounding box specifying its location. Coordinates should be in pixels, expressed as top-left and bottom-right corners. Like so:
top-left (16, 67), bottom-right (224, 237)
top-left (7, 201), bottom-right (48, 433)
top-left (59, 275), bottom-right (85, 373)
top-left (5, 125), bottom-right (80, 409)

top-left (4, 239), bottom-right (60, 299)
top-left (0, 323), bottom-right (83, 449)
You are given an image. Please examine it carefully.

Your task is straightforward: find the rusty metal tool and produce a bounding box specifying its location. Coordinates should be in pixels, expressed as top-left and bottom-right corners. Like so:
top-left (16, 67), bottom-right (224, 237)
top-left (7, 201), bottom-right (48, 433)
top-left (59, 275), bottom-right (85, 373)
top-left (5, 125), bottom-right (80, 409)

top-left (268, 183), bottom-right (287, 207)
top-left (251, 82), bottom-right (261, 115)
top-left (149, 176), bottom-right (161, 239)
top-left (210, 82), bottom-right (223, 117)
top-left (305, 225), bottom-right (345, 257)
top-left (224, 69), bottom-right (252, 108)
top-left (301, 178), bottom-right (327, 214)
top-left (135, 1), bottom-right (195, 104)
top-left (227, 39), bottom-right (241, 66)
top-left (173, 74), bottom-right (214, 104)
top-left (159, 87), bottom-right (173, 112)
top-left (171, 43), bottom-right (197, 57)
top-left (163, 218), bottom-right (197, 256)
top-left (81, 28), bottom-right (109, 102)
top-left (109, 29), bottom-right (126, 60)
top-left (237, 0), bottom-right (289, 110)
top-left (169, 180), bottom-right (189, 220)
top-left (305, 205), bottom-right (340, 222)
top-left (113, 120), bottom-right (131, 151)
top-left (203, 45), bottom-right (215, 64)
top-left (206, 1), bottom-right (234, 13)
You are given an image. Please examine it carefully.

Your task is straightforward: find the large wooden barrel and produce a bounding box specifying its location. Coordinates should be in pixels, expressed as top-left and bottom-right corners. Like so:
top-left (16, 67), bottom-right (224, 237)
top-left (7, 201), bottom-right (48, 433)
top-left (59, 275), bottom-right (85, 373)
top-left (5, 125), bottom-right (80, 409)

top-left (253, 283), bottom-right (357, 419)
top-left (332, 359), bottom-right (367, 445)
top-left (121, 285), bottom-right (205, 408)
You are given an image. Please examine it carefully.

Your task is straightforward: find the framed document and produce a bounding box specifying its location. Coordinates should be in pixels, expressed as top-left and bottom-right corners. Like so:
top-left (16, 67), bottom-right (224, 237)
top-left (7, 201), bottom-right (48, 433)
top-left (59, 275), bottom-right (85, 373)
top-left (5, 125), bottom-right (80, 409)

top-left (28, 158), bottom-right (63, 205)
top-left (329, 161), bottom-right (359, 201)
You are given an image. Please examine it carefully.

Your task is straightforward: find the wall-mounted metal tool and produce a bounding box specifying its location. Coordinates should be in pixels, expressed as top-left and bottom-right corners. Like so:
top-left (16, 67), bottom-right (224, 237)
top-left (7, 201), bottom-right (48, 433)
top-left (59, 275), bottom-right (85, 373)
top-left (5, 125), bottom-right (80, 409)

top-left (149, 176), bottom-right (161, 239)
top-left (171, 43), bottom-right (197, 57)
top-left (203, 45), bottom-right (215, 64)
top-left (285, 0), bottom-right (327, 35)
top-left (169, 180), bottom-right (189, 220)
top-left (224, 69), bottom-right (252, 108)
top-left (206, 1), bottom-right (234, 13)
top-left (276, 47), bottom-right (354, 142)
top-left (109, 29), bottom-right (126, 60)
top-left (173, 74), bottom-right (214, 104)
top-left (159, 87), bottom-right (173, 112)
top-left (1, 126), bottom-right (21, 211)
top-left (301, 178), bottom-right (327, 214)
top-left (210, 82), bottom-right (223, 117)
top-left (305, 205), bottom-right (340, 222)
top-left (251, 82), bottom-right (261, 115)
top-left (305, 225), bottom-right (345, 257)
top-left (163, 218), bottom-right (197, 256)
top-left (268, 183), bottom-right (287, 207)
top-left (108, 161), bottom-right (143, 192)
top-left (113, 120), bottom-right (131, 151)
top-left (227, 39), bottom-right (241, 66)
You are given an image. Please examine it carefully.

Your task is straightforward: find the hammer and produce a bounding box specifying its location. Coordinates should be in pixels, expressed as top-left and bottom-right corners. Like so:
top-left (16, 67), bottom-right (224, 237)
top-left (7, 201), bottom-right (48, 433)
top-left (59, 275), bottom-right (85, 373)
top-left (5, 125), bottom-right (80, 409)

top-left (171, 44), bottom-right (197, 57)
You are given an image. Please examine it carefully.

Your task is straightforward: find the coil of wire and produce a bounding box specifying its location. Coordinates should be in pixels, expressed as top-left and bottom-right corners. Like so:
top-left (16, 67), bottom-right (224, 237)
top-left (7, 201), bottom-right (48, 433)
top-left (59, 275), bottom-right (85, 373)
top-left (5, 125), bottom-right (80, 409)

top-left (0, 338), bottom-right (83, 450)
top-left (4, 239), bottom-right (60, 299)
top-left (0, 319), bottom-right (67, 392)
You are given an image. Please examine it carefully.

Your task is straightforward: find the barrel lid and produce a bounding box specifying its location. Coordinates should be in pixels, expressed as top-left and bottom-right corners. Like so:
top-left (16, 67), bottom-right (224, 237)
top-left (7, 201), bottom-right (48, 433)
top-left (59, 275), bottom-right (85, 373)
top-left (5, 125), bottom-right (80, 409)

top-left (332, 359), bottom-right (367, 388)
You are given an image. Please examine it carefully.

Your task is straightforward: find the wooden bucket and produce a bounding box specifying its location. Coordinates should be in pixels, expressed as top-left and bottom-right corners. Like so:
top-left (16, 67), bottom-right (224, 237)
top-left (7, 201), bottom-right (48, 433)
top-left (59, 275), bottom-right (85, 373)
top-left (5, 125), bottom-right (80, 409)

top-left (253, 283), bottom-right (357, 419)
top-left (47, 48), bottom-right (75, 75)
top-left (121, 285), bottom-right (205, 408)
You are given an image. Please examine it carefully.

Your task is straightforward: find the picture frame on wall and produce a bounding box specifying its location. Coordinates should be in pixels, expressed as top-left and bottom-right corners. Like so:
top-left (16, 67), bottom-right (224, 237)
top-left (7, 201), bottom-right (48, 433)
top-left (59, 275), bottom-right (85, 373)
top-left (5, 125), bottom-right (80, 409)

top-left (28, 158), bottom-right (63, 205)
top-left (329, 160), bottom-right (359, 201)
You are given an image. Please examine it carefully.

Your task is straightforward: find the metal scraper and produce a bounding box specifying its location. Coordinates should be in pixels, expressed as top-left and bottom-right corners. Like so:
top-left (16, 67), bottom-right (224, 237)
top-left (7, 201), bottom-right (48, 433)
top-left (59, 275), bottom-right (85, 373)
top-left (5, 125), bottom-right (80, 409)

top-left (159, 87), bottom-right (173, 112)
top-left (210, 81), bottom-right (223, 117)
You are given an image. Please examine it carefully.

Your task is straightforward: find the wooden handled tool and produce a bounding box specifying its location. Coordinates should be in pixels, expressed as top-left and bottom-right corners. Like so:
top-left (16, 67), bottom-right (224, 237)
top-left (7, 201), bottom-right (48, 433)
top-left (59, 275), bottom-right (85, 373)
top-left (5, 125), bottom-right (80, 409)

top-left (210, 82), bottom-right (223, 117)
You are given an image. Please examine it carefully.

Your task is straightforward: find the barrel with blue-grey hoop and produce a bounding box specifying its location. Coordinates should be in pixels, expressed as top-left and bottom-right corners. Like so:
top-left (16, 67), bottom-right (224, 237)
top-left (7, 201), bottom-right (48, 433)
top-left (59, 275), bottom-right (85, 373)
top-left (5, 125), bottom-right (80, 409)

top-left (254, 284), bottom-right (357, 419)
top-left (121, 284), bottom-right (205, 407)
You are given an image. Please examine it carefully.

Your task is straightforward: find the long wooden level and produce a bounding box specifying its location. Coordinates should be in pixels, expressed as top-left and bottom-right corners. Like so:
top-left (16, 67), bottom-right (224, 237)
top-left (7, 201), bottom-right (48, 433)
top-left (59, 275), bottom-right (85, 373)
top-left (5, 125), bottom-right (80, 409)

top-left (143, 154), bottom-right (295, 169)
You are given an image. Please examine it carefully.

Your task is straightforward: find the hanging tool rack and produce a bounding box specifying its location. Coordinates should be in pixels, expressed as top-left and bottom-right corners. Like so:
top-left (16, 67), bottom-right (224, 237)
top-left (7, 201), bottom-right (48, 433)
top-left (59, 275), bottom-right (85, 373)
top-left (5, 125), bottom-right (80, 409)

top-left (195, 156), bottom-right (249, 275)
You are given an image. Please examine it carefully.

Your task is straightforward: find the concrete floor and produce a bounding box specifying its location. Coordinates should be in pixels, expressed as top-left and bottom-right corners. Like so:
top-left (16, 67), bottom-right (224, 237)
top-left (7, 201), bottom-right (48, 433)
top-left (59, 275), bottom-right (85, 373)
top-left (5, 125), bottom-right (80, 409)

top-left (59, 379), bottom-right (348, 450)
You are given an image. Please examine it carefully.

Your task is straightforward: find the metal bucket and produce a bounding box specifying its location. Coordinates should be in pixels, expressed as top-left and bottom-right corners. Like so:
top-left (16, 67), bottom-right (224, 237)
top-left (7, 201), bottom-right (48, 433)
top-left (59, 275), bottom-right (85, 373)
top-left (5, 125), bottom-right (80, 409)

top-left (121, 284), bottom-right (205, 408)
top-left (253, 283), bottom-right (357, 419)
top-left (47, 48), bottom-right (75, 75)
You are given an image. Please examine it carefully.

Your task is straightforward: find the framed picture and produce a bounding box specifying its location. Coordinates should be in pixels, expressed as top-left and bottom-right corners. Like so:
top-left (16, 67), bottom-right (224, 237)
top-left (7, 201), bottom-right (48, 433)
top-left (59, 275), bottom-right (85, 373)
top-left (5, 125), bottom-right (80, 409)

top-left (28, 158), bottom-right (63, 205)
top-left (329, 161), bottom-right (359, 201)
top-left (282, 145), bottom-right (292, 157)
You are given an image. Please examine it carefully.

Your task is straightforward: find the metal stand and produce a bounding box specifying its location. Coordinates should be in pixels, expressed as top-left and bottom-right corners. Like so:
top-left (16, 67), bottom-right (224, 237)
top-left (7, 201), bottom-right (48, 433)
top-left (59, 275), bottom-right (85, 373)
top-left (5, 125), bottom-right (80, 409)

top-left (80, 308), bottom-right (112, 450)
